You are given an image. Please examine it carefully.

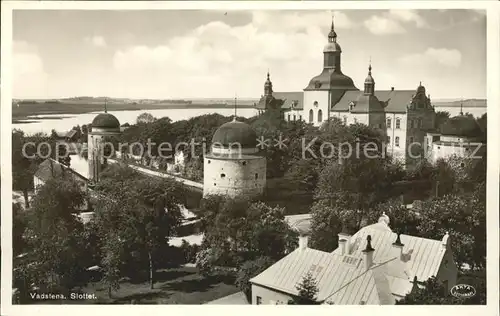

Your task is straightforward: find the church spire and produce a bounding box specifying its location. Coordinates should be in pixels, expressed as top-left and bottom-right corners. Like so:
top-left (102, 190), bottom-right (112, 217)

top-left (264, 70), bottom-right (273, 97)
top-left (364, 61), bottom-right (375, 95)
top-left (328, 15), bottom-right (337, 43)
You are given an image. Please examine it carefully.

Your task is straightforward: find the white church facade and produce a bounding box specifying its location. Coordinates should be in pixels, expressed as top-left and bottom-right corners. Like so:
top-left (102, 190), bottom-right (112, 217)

top-left (259, 19), bottom-right (437, 167)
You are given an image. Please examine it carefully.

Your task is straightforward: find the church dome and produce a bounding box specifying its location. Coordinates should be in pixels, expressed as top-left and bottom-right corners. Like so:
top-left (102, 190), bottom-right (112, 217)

top-left (305, 69), bottom-right (358, 91)
top-left (212, 119), bottom-right (257, 149)
top-left (323, 42), bottom-right (342, 53)
top-left (92, 113), bottom-right (120, 129)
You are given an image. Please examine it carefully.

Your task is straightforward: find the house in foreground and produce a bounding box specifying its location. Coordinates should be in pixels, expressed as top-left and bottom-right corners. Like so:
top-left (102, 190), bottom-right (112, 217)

top-left (250, 214), bottom-right (457, 305)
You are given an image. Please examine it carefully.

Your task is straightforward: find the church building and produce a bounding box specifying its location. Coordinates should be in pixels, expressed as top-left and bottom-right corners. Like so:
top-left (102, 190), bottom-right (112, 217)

top-left (261, 19), bottom-right (437, 166)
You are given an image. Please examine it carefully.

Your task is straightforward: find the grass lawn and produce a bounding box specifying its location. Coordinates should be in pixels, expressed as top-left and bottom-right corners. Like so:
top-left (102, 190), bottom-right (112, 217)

top-left (74, 266), bottom-right (239, 304)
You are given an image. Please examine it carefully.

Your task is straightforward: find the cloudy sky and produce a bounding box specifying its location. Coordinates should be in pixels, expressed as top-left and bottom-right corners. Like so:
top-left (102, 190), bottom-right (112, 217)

top-left (13, 9), bottom-right (486, 100)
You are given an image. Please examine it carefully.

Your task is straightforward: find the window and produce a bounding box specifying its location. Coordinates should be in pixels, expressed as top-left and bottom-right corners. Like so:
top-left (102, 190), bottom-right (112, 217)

top-left (255, 173), bottom-right (258, 180)
top-left (293, 114), bottom-right (296, 121)
top-left (396, 118), bottom-right (401, 129)
top-left (220, 174), bottom-right (225, 178)
top-left (288, 114), bottom-right (290, 121)
top-left (343, 116), bottom-right (347, 125)
top-left (387, 136), bottom-right (391, 144)
top-left (313, 101), bottom-right (318, 107)
top-left (207, 160), bottom-right (211, 164)
top-left (395, 136), bottom-right (400, 147)
top-left (256, 296), bottom-right (262, 305)
top-left (387, 118), bottom-right (392, 128)
top-left (318, 109), bottom-right (323, 123)
top-left (354, 118), bottom-right (358, 124)
top-left (299, 115), bottom-right (302, 121)
top-left (309, 109), bottom-right (314, 123)
top-left (242, 161), bottom-right (247, 165)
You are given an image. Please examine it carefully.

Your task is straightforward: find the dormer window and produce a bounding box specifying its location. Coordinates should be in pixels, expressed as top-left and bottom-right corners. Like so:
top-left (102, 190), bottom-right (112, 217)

top-left (314, 81), bottom-right (322, 89)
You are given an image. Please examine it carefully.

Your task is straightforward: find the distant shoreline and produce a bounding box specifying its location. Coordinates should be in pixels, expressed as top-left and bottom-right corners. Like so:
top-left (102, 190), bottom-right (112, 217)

top-left (12, 102), bottom-right (256, 122)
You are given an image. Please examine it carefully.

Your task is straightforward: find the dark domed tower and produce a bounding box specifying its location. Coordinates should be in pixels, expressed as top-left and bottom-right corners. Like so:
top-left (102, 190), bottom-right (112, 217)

top-left (203, 118), bottom-right (266, 198)
top-left (88, 107), bottom-right (121, 184)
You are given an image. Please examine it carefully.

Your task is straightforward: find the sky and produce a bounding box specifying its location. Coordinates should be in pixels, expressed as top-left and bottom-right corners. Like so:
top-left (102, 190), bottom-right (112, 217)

top-left (12, 9), bottom-right (486, 100)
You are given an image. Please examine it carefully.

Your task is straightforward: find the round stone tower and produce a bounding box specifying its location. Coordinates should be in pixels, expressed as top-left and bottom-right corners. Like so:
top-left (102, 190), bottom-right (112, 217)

top-left (88, 110), bottom-right (121, 184)
top-left (203, 118), bottom-right (266, 198)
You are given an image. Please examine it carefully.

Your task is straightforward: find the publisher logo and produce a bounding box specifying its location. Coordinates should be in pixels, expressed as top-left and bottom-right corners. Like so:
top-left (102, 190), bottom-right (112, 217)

top-left (450, 284), bottom-right (476, 298)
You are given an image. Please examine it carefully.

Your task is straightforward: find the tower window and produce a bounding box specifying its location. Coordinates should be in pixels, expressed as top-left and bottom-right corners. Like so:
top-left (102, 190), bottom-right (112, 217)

top-left (395, 136), bottom-right (400, 147)
top-left (396, 118), bottom-right (401, 129)
top-left (318, 110), bottom-right (323, 123)
top-left (293, 114), bottom-right (296, 121)
top-left (313, 101), bottom-right (318, 107)
top-left (309, 109), bottom-right (314, 123)
top-left (214, 183), bottom-right (217, 186)
top-left (387, 118), bottom-right (392, 129)
top-left (221, 173), bottom-right (226, 178)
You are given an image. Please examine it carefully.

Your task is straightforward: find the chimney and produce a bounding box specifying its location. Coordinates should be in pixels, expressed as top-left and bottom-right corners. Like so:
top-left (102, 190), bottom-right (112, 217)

top-left (337, 224), bottom-right (351, 255)
top-left (391, 87), bottom-right (394, 91)
top-left (392, 232), bottom-right (404, 259)
top-left (298, 235), bottom-right (309, 250)
top-left (362, 235), bottom-right (375, 270)
top-left (441, 231), bottom-right (449, 248)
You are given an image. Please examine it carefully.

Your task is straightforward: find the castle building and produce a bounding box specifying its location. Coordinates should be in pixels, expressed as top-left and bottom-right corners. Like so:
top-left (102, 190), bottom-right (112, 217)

top-left (262, 19), bottom-right (437, 167)
top-left (203, 118), bottom-right (266, 198)
top-left (250, 214), bottom-right (457, 305)
top-left (425, 114), bottom-right (486, 163)
top-left (88, 109), bottom-right (121, 184)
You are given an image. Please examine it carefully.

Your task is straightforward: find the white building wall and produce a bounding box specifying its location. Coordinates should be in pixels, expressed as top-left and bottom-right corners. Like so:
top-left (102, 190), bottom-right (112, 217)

top-left (33, 176), bottom-right (45, 193)
top-left (203, 156), bottom-right (266, 198)
top-left (286, 109), bottom-right (303, 122)
top-left (251, 284), bottom-right (293, 305)
top-left (386, 112), bottom-right (408, 164)
top-left (303, 90), bottom-right (330, 127)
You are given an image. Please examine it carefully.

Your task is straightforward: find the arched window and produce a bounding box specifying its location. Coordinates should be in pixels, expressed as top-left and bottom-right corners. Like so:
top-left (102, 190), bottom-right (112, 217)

top-left (293, 114), bottom-right (296, 121)
top-left (387, 118), bottom-right (392, 129)
top-left (396, 118), bottom-right (401, 129)
top-left (395, 136), bottom-right (400, 147)
top-left (318, 110), bottom-right (323, 123)
top-left (309, 109), bottom-right (314, 123)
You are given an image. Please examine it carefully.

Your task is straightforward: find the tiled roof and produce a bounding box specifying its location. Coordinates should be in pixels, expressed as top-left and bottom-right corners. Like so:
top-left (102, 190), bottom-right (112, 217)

top-left (332, 90), bottom-right (416, 113)
top-left (333, 221), bottom-right (447, 282)
top-left (273, 92), bottom-right (304, 110)
top-left (251, 218), bottom-right (450, 305)
top-left (34, 158), bottom-right (88, 183)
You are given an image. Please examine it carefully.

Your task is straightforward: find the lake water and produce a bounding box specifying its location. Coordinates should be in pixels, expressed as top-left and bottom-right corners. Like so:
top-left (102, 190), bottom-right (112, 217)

top-left (13, 107), bottom-right (259, 135)
top-left (12, 106), bottom-right (486, 135)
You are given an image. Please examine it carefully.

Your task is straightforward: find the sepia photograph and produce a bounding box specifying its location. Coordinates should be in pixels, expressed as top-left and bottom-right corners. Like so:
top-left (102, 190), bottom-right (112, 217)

top-left (3, 5), bottom-right (492, 308)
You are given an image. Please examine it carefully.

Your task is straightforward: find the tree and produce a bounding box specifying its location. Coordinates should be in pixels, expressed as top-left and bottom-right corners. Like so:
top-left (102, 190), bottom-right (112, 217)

top-left (136, 112), bottom-right (156, 124)
top-left (198, 196), bottom-right (297, 272)
top-left (396, 275), bottom-right (485, 305)
top-left (293, 272), bottom-right (319, 304)
top-left (13, 202), bottom-right (28, 256)
top-left (417, 187), bottom-right (486, 271)
top-left (22, 177), bottom-right (89, 294)
top-left (236, 256), bottom-right (275, 302)
top-left (435, 111), bottom-right (451, 132)
top-left (94, 164), bottom-right (185, 290)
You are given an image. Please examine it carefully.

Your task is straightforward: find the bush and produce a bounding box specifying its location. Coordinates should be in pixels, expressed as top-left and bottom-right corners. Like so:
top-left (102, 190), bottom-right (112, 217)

top-left (235, 256), bottom-right (275, 303)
